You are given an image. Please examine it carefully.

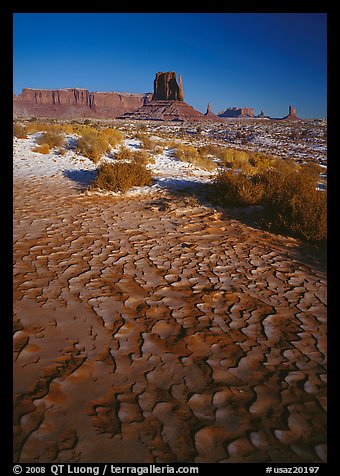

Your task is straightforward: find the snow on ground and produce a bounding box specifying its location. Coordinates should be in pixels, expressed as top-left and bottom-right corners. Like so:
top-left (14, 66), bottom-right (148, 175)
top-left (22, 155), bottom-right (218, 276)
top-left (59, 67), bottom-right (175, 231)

top-left (13, 135), bottom-right (217, 196)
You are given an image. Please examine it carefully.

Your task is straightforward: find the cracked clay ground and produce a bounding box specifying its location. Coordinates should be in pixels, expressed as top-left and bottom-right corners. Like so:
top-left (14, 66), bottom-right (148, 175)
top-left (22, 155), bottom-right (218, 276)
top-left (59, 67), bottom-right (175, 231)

top-left (13, 174), bottom-right (327, 464)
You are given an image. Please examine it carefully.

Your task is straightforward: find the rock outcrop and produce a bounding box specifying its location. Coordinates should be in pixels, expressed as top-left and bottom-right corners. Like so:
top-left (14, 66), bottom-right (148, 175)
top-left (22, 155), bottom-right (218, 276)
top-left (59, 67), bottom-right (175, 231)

top-left (119, 72), bottom-right (217, 123)
top-left (203, 103), bottom-right (223, 122)
top-left (281, 105), bottom-right (301, 121)
top-left (152, 72), bottom-right (182, 101)
top-left (13, 88), bottom-right (152, 119)
top-left (218, 107), bottom-right (254, 118)
top-left (255, 110), bottom-right (270, 119)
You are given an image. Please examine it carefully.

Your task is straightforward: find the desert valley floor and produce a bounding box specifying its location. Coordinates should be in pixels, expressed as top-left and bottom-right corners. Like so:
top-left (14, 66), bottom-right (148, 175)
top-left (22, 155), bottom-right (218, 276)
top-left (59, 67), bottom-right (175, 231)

top-left (13, 121), bottom-right (327, 464)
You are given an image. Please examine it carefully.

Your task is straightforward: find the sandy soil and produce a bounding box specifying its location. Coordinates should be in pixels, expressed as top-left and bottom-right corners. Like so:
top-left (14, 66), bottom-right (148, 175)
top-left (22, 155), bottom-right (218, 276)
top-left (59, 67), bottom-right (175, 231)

top-left (13, 174), bottom-right (327, 464)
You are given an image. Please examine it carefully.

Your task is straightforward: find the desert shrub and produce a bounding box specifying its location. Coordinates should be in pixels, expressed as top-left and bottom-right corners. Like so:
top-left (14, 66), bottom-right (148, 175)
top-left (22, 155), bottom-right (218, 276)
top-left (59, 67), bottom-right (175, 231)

top-left (214, 170), bottom-right (265, 206)
top-left (218, 148), bottom-right (250, 170)
top-left (249, 152), bottom-right (275, 169)
top-left (135, 133), bottom-right (155, 150)
top-left (259, 165), bottom-right (327, 242)
top-left (13, 123), bottom-right (27, 139)
top-left (174, 144), bottom-right (217, 171)
top-left (114, 146), bottom-right (134, 161)
top-left (299, 162), bottom-right (324, 180)
top-left (213, 159), bottom-right (326, 242)
top-left (32, 143), bottom-right (50, 154)
top-left (57, 123), bottom-right (76, 135)
top-left (100, 127), bottom-right (123, 147)
top-left (153, 145), bottom-right (164, 154)
top-left (133, 150), bottom-right (155, 166)
top-left (175, 144), bottom-right (199, 162)
top-left (36, 130), bottom-right (65, 149)
top-left (197, 144), bottom-right (221, 157)
top-left (76, 131), bottom-right (109, 163)
top-left (25, 121), bottom-right (52, 134)
top-left (56, 148), bottom-right (66, 156)
top-left (91, 161), bottom-right (153, 193)
top-left (194, 156), bottom-right (217, 172)
top-left (73, 124), bottom-right (97, 136)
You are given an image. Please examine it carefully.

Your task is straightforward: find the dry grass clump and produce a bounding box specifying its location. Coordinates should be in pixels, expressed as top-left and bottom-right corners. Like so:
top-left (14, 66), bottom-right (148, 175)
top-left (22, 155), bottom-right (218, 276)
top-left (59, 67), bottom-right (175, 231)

top-left (36, 130), bottom-right (65, 149)
top-left (213, 158), bottom-right (326, 243)
top-left (91, 161), bottom-right (153, 193)
top-left (214, 170), bottom-right (266, 206)
top-left (135, 133), bottom-right (155, 150)
top-left (99, 127), bottom-right (123, 147)
top-left (114, 146), bottom-right (134, 161)
top-left (32, 143), bottom-right (50, 154)
top-left (133, 150), bottom-right (155, 166)
top-left (13, 123), bottom-right (27, 139)
top-left (218, 147), bottom-right (250, 170)
top-left (76, 127), bottom-right (123, 163)
top-left (76, 131), bottom-right (109, 163)
top-left (174, 144), bottom-right (217, 171)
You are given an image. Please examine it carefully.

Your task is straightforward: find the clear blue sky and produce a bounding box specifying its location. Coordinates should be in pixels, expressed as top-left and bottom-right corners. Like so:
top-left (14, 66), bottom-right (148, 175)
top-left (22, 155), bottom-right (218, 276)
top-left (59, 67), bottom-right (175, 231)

top-left (13, 13), bottom-right (327, 118)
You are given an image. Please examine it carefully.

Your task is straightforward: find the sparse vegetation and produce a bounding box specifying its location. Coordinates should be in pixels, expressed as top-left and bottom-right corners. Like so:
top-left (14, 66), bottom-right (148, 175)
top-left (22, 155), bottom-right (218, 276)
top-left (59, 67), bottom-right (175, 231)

top-left (13, 123), bottom-right (27, 139)
top-left (174, 144), bottom-right (217, 171)
top-left (213, 158), bottom-right (327, 242)
top-left (36, 130), bottom-right (65, 149)
top-left (91, 161), bottom-right (153, 193)
top-left (32, 143), bottom-right (50, 154)
top-left (132, 150), bottom-right (155, 166)
top-left (135, 133), bottom-right (155, 150)
top-left (76, 131), bottom-right (109, 163)
top-left (100, 127), bottom-right (123, 147)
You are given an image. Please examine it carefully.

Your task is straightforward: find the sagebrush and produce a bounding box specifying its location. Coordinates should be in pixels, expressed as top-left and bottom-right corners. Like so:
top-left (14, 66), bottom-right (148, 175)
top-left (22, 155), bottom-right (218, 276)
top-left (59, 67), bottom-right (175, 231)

top-left (91, 161), bottom-right (153, 193)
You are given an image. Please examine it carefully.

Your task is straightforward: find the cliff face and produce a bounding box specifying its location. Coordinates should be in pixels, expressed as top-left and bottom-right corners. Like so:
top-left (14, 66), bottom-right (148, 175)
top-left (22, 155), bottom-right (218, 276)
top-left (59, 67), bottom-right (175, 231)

top-left (13, 88), bottom-right (152, 119)
top-left (152, 72), bottom-right (184, 101)
top-left (218, 107), bottom-right (254, 118)
top-left (119, 72), bottom-right (215, 122)
top-left (281, 105), bottom-right (301, 121)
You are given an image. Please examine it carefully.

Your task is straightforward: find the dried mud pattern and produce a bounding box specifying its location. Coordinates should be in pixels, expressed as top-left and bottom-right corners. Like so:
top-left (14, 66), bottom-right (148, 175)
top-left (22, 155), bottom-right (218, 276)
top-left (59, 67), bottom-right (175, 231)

top-left (13, 176), bottom-right (327, 463)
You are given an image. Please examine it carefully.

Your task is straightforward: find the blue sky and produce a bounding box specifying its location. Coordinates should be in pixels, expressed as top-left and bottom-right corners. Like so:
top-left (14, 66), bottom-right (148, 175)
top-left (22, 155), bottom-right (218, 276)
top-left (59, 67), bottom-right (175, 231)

top-left (13, 13), bottom-right (327, 118)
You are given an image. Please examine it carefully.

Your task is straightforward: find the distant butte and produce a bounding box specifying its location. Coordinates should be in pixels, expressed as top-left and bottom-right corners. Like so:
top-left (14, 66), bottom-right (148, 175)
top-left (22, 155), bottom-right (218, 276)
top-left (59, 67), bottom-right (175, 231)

top-left (13, 88), bottom-right (152, 119)
top-left (118, 72), bottom-right (222, 122)
top-left (218, 107), bottom-right (254, 118)
top-left (280, 105), bottom-right (301, 121)
top-left (204, 103), bottom-right (223, 122)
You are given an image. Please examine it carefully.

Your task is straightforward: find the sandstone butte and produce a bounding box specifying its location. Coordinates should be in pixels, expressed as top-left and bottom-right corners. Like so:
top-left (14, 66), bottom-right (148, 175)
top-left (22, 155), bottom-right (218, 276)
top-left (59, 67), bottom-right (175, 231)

top-left (119, 72), bottom-right (223, 122)
top-left (281, 105), bottom-right (301, 121)
top-left (218, 106), bottom-right (255, 118)
top-left (13, 88), bottom-right (153, 119)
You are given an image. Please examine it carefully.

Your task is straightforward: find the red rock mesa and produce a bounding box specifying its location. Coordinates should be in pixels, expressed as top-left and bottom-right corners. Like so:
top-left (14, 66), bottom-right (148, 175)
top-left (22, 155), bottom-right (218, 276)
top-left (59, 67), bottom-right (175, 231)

top-left (13, 87), bottom-right (152, 119)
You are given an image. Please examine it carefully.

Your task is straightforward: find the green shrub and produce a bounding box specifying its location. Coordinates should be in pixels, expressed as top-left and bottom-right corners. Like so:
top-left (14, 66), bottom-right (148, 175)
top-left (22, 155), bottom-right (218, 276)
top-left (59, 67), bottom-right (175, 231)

top-left (36, 130), bottom-right (65, 149)
top-left (91, 161), bottom-right (153, 193)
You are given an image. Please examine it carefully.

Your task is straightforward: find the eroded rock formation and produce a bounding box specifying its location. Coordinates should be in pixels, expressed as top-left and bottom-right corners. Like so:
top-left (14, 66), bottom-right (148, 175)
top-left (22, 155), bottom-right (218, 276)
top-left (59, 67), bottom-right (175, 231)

top-left (119, 72), bottom-right (218, 123)
top-left (218, 107), bottom-right (254, 118)
top-left (152, 72), bottom-right (184, 101)
top-left (13, 88), bottom-right (152, 119)
top-left (281, 105), bottom-right (301, 121)
top-left (204, 103), bottom-right (223, 122)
